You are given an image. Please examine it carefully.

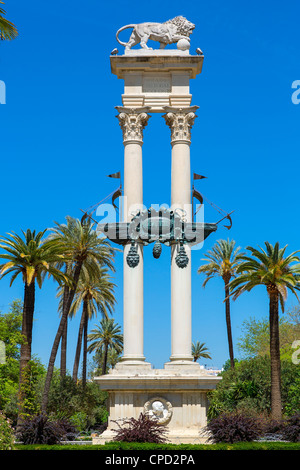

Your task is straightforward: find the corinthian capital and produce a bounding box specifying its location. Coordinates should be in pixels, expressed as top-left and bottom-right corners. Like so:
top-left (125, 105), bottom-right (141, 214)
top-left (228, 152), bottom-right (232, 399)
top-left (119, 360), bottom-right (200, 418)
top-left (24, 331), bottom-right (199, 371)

top-left (162, 106), bottom-right (199, 144)
top-left (116, 106), bottom-right (151, 144)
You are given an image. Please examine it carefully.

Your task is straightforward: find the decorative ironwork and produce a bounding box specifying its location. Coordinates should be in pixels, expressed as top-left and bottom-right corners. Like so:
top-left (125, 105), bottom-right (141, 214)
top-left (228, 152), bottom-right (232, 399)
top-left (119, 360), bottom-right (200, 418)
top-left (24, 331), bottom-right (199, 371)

top-left (175, 242), bottom-right (189, 269)
top-left (126, 242), bottom-right (140, 268)
top-left (153, 240), bottom-right (162, 259)
top-left (129, 207), bottom-right (185, 244)
top-left (97, 206), bottom-right (218, 269)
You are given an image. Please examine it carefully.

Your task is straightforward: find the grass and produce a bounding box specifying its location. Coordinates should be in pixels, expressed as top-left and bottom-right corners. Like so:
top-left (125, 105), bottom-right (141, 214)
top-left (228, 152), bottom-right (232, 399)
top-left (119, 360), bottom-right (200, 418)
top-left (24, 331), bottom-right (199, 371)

top-left (14, 441), bottom-right (300, 450)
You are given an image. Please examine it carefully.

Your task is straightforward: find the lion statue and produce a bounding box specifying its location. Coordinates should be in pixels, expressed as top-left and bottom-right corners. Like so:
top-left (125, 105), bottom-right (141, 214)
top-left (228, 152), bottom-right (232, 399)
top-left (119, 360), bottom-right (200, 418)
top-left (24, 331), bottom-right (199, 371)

top-left (116, 16), bottom-right (195, 51)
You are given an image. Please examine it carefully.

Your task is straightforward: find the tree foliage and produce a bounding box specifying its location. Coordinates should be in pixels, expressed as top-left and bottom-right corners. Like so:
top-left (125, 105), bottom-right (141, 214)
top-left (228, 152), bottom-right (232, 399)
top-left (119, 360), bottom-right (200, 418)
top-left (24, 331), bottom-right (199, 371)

top-left (230, 242), bottom-right (300, 420)
top-left (191, 341), bottom-right (211, 362)
top-left (0, 301), bottom-right (45, 423)
top-left (42, 216), bottom-right (115, 411)
top-left (88, 318), bottom-right (123, 375)
top-left (208, 356), bottom-right (300, 419)
top-left (198, 239), bottom-right (244, 368)
top-left (0, 1), bottom-right (18, 40)
top-left (44, 371), bottom-right (108, 428)
top-left (237, 310), bottom-right (300, 361)
top-left (0, 411), bottom-right (15, 450)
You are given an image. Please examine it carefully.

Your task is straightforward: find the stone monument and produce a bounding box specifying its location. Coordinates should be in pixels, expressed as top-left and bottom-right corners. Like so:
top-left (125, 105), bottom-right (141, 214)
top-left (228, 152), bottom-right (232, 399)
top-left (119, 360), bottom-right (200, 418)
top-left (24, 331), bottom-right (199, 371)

top-left (93, 16), bottom-right (221, 444)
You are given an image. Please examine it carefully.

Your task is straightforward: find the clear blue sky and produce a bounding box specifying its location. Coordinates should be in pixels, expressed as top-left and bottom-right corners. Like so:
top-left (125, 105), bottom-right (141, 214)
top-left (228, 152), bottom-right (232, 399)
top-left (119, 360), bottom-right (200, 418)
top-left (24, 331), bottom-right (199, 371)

top-left (1, 0), bottom-right (300, 372)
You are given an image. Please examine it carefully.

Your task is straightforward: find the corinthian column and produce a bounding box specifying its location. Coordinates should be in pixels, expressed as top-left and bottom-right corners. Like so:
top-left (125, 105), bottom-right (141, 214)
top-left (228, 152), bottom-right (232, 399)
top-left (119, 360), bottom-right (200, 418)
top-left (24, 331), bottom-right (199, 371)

top-left (116, 107), bottom-right (151, 366)
top-left (163, 106), bottom-right (198, 366)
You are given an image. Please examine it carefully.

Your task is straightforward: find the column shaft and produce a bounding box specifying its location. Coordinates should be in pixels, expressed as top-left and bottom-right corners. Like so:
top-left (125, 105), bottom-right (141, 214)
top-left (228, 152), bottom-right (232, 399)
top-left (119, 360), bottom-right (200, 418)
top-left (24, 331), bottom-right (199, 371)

top-left (116, 107), bottom-right (150, 365)
top-left (170, 142), bottom-right (192, 362)
top-left (123, 142), bottom-right (143, 222)
top-left (163, 107), bottom-right (198, 365)
top-left (123, 140), bottom-right (144, 361)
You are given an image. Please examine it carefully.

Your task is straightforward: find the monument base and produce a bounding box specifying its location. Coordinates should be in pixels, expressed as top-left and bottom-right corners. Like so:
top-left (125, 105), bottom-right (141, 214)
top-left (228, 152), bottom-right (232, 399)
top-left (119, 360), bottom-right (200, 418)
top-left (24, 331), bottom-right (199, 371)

top-left (93, 365), bottom-right (221, 445)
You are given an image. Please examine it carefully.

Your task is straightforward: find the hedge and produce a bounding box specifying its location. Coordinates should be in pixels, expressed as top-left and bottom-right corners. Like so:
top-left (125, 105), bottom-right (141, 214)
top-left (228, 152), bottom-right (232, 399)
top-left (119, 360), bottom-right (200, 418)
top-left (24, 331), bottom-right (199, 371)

top-left (14, 441), bottom-right (300, 450)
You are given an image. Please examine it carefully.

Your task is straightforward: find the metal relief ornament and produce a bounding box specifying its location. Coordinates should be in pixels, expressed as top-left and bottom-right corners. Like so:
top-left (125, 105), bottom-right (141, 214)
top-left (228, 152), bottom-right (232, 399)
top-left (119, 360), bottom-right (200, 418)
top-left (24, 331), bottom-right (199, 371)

top-left (126, 242), bottom-right (140, 268)
top-left (97, 205), bottom-right (218, 262)
top-left (175, 242), bottom-right (189, 268)
top-left (152, 240), bottom-right (162, 259)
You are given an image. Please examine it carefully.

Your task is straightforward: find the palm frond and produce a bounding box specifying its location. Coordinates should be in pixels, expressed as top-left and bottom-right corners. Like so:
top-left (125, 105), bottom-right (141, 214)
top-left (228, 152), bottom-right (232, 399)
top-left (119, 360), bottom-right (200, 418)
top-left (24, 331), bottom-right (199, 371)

top-left (0, 2), bottom-right (18, 41)
top-left (198, 239), bottom-right (244, 286)
top-left (230, 241), bottom-right (300, 309)
top-left (0, 228), bottom-right (70, 287)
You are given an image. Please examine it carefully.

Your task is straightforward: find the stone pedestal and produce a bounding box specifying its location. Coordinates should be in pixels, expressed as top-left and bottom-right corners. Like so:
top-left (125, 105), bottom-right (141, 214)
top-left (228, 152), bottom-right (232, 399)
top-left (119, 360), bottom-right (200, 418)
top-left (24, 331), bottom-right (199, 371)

top-left (111, 52), bottom-right (203, 113)
top-left (93, 367), bottom-right (221, 444)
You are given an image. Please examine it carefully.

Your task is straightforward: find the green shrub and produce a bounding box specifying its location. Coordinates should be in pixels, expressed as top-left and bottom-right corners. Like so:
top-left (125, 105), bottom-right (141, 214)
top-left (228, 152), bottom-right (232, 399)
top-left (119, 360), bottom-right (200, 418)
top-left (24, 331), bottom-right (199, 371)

top-left (46, 374), bottom-right (107, 429)
top-left (70, 412), bottom-right (88, 433)
top-left (284, 378), bottom-right (300, 416)
top-left (93, 405), bottom-right (108, 425)
top-left (0, 411), bottom-right (15, 450)
top-left (208, 356), bottom-right (300, 418)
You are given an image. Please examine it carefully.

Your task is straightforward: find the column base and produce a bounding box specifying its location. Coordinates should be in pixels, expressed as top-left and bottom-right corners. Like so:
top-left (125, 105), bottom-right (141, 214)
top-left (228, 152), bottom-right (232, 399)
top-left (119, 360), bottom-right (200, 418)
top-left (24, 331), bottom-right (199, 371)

top-left (111, 356), bottom-right (152, 374)
top-left (164, 356), bottom-right (200, 371)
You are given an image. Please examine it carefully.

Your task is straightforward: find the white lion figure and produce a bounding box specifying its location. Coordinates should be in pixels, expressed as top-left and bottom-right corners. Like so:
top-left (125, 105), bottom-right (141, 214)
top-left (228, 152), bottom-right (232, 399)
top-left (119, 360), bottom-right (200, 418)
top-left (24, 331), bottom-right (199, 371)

top-left (116, 16), bottom-right (195, 51)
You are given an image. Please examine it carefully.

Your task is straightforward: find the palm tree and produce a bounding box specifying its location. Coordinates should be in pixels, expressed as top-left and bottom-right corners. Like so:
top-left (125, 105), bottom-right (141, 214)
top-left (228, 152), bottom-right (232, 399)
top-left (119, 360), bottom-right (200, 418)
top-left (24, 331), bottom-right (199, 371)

top-left (0, 2), bottom-right (18, 40)
top-left (41, 216), bottom-right (115, 412)
top-left (230, 241), bottom-right (300, 420)
top-left (67, 267), bottom-right (116, 384)
top-left (59, 261), bottom-right (73, 378)
top-left (92, 347), bottom-right (123, 375)
top-left (87, 318), bottom-right (123, 375)
top-left (192, 341), bottom-right (212, 362)
top-left (0, 229), bottom-right (69, 422)
top-left (55, 216), bottom-right (115, 378)
top-left (198, 239), bottom-right (243, 369)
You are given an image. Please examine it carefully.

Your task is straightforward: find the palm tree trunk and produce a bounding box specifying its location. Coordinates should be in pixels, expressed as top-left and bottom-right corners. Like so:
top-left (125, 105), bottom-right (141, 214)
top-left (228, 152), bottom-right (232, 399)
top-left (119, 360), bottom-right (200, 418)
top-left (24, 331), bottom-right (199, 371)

top-left (82, 306), bottom-right (88, 388)
top-left (60, 284), bottom-right (70, 378)
top-left (41, 261), bottom-right (82, 413)
top-left (72, 303), bottom-right (86, 382)
top-left (17, 281), bottom-right (35, 427)
top-left (60, 318), bottom-right (67, 377)
top-left (269, 290), bottom-right (282, 420)
top-left (224, 279), bottom-right (235, 369)
top-left (102, 343), bottom-right (109, 375)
